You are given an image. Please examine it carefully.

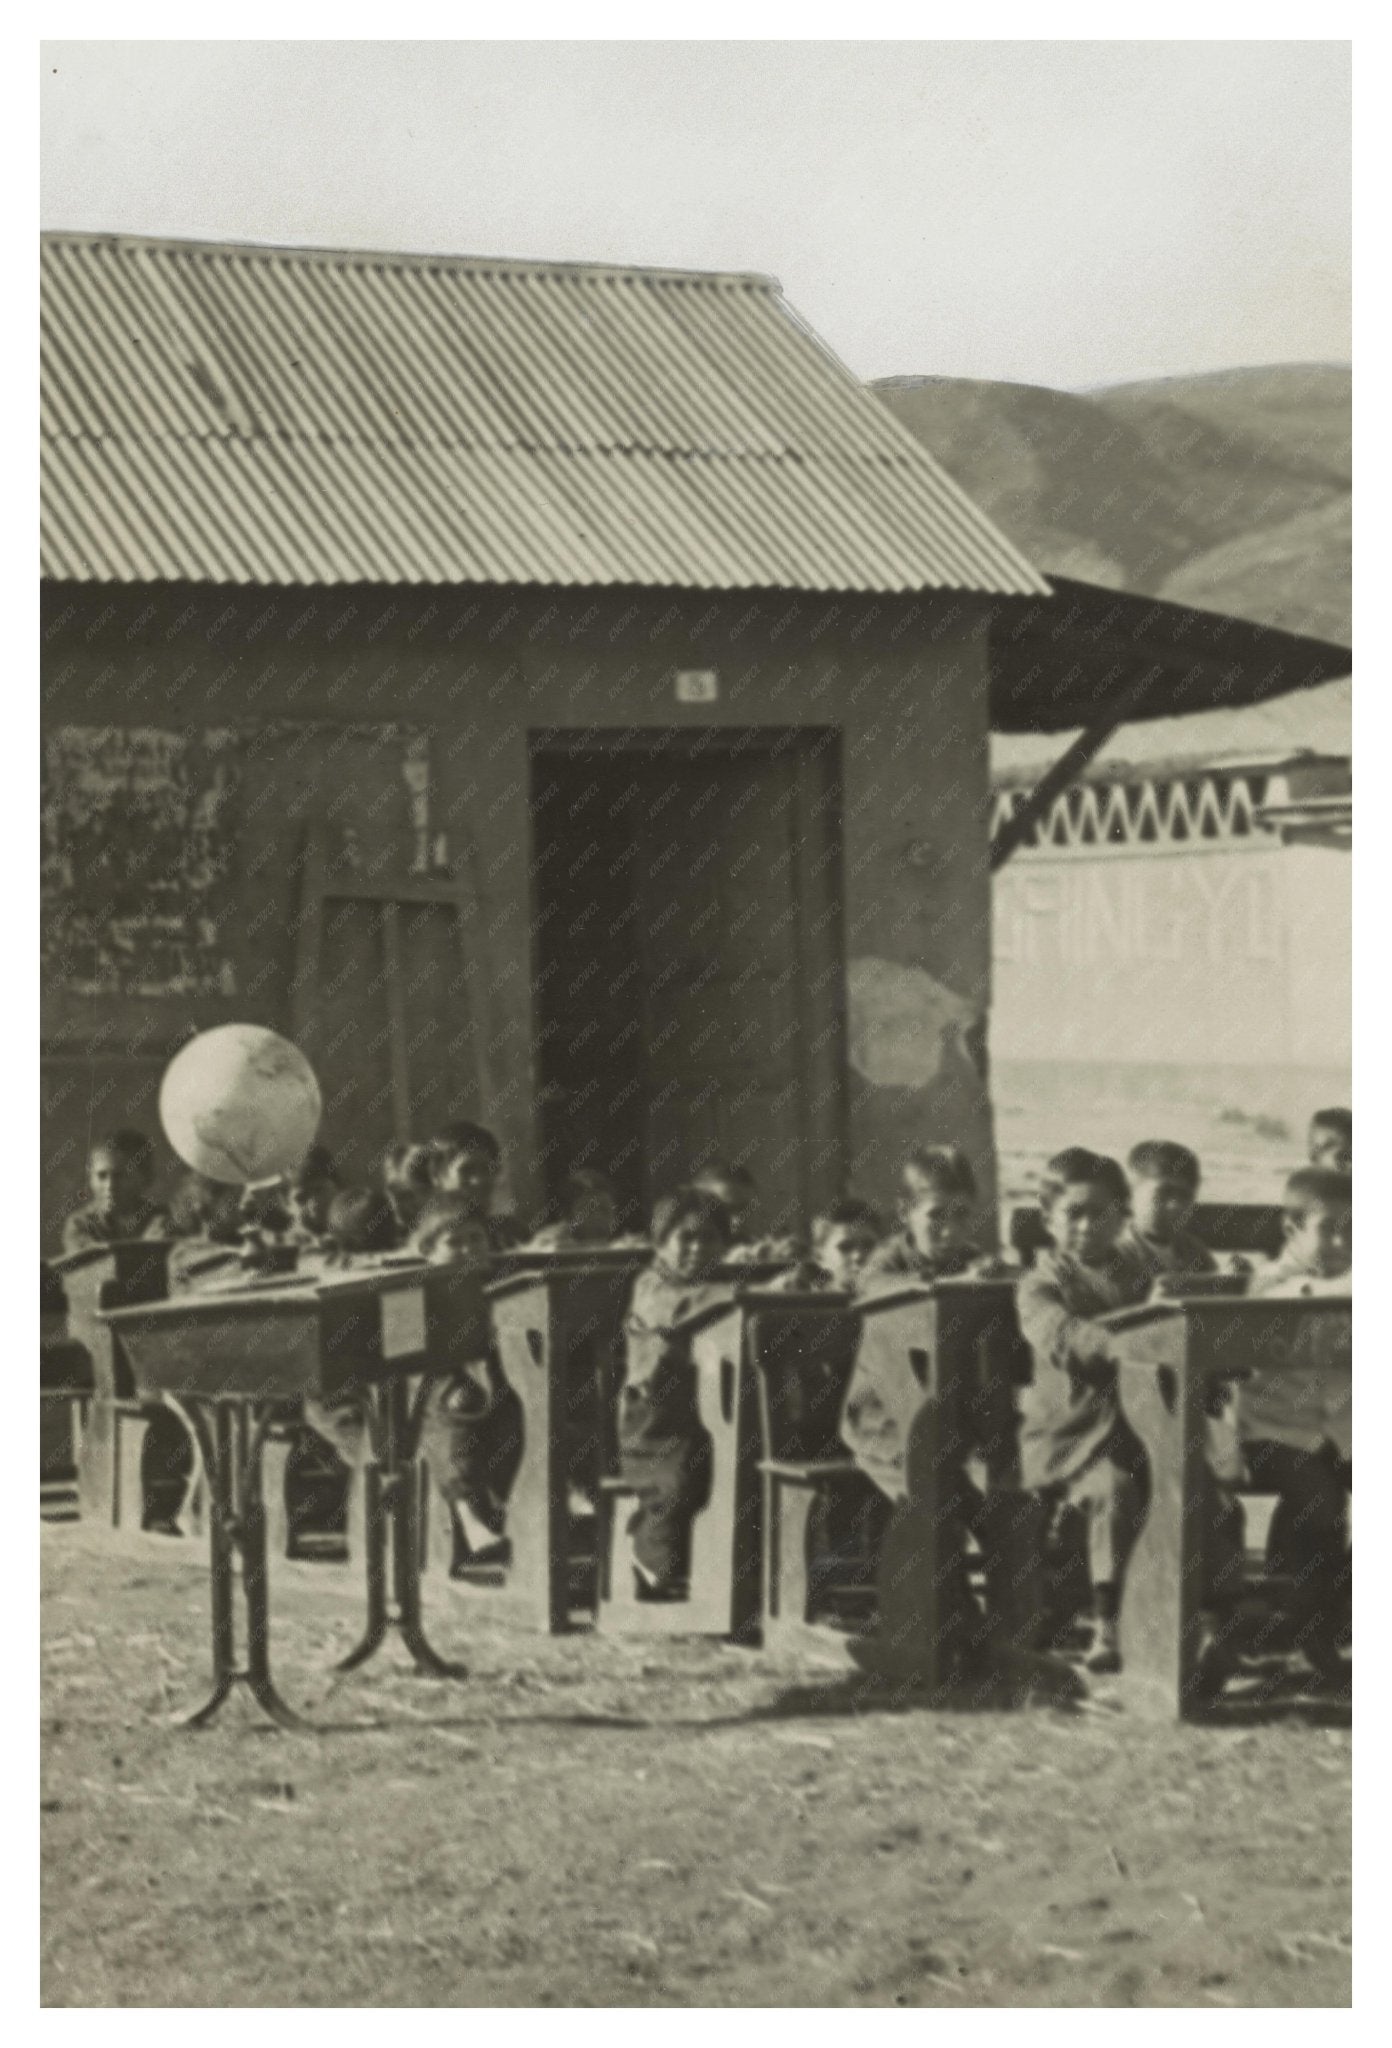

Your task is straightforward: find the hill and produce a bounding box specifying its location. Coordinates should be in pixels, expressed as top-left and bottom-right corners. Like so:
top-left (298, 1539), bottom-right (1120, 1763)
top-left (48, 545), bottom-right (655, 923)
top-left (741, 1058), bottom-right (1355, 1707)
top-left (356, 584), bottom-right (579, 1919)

top-left (1160, 497), bottom-right (1351, 645)
top-left (872, 364), bottom-right (1350, 654)
top-left (1097, 364), bottom-right (1350, 489)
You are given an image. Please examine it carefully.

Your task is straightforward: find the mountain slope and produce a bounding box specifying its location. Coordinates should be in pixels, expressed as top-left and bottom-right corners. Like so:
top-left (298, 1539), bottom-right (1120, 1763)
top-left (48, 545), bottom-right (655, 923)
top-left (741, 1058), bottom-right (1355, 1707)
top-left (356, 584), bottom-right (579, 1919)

top-left (872, 364), bottom-right (1350, 652)
top-left (1096, 364), bottom-right (1350, 488)
top-left (1161, 497), bottom-right (1351, 645)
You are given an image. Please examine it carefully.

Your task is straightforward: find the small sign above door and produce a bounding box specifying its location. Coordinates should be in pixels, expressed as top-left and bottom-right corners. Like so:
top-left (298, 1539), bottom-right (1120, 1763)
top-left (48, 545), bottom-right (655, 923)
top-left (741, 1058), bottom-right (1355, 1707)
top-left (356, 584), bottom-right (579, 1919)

top-left (674, 670), bottom-right (719, 704)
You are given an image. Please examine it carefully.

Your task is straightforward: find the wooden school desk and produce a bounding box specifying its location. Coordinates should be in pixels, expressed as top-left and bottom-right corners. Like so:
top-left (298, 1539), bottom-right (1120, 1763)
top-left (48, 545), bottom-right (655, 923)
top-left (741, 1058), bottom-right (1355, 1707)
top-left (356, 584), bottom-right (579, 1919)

top-left (50, 1240), bottom-right (180, 1531)
top-left (595, 1290), bottom-right (761, 1638)
top-left (1106, 1293), bottom-right (1352, 1719)
top-left (41, 1263), bottom-right (93, 1521)
top-left (102, 1262), bottom-right (487, 1730)
top-left (731, 1289), bottom-right (864, 1647)
top-left (825, 1279), bottom-right (1038, 1684)
top-left (429, 1248), bottom-right (650, 1629)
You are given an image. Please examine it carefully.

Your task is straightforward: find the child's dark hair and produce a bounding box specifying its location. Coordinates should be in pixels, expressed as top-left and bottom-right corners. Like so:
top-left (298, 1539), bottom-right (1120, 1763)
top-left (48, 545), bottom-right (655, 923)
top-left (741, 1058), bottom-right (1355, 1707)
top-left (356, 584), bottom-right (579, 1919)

top-left (91, 1128), bottom-right (155, 1174)
top-left (1282, 1166), bottom-right (1352, 1221)
top-left (560, 1167), bottom-right (617, 1214)
top-left (1309, 1107), bottom-right (1352, 1142)
top-left (1127, 1140), bottom-right (1201, 1191)
top-left (650, 1186), bottom-right (734, 1247)
top-left (811, 1197), bottom-right (886, 1244)
top-left (291, 1144), bottom-right (338, 1189)
top-left (382, 1139), bottom-right (435, 1187)
top-left (1039, 1147), bottom-right (1130, 1211)
top-left (903, 1143), bottom-right (977, 1202)
top-left (411, 1193), bottom-right (491, 1253)
top-left (325, 1186), bottom-right (398, 1254)
top-left (432, 1120), bottom-right (502, 1164)
top-left (168, 1171), bottom-right (241, 1241)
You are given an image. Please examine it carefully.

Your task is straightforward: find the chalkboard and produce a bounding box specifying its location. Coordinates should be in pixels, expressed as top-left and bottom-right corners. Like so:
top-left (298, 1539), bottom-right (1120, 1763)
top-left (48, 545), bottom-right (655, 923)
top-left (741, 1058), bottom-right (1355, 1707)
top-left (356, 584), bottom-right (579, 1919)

top-left (41, 725), bottom-right (242, 998)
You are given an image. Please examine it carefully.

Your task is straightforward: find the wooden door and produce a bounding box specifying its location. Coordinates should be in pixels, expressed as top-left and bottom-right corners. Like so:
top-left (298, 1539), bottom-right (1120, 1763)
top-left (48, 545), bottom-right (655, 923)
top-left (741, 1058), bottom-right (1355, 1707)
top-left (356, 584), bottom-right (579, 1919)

top-left (532, 737), bottom-right (843, 1233)
top-left (291, 841), bottom-right (495, 1187)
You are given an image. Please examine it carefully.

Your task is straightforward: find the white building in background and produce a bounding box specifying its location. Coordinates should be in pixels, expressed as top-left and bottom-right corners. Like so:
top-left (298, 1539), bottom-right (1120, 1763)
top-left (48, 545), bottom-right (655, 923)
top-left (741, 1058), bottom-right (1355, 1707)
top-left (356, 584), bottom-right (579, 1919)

top-left (989, 681), bottom-right (1351, 1204)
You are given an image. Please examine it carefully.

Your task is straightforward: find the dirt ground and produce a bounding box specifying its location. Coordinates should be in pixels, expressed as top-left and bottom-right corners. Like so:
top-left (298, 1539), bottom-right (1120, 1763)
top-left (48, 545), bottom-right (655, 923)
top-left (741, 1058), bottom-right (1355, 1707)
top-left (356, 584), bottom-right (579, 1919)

top-left (41, 1522), bottom-right (1351, 2009)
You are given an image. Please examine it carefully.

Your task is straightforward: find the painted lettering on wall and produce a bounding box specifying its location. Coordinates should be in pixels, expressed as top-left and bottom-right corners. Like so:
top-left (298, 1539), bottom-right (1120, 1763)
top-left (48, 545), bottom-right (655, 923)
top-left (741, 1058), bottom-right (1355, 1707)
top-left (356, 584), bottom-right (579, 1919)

top-left (994, 853), bottom-right (1280, 968)
top-left (991, 846), bottom-right (1294, 1067)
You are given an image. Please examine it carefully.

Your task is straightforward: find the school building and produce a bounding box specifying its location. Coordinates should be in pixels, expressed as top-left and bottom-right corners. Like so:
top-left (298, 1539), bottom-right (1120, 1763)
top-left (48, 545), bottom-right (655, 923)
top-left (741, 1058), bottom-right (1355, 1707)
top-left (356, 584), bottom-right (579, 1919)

top-left (39, 232), bottom-right (1350, 1245)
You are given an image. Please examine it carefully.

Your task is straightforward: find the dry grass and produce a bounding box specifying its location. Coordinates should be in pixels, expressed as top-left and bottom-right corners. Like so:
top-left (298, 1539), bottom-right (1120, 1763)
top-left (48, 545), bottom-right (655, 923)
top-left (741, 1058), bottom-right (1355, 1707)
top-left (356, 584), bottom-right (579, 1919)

top-left (42, 1523), bottom-right (1350, 2008)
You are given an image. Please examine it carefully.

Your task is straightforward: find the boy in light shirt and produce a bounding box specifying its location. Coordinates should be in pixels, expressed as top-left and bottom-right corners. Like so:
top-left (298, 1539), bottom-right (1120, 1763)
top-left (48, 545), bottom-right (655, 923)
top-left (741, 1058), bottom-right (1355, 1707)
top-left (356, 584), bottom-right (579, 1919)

top-left (1122, 1140), bottom-right (1217, 1281)
top-left (1240, 1167), bottom-right (1351, 1675)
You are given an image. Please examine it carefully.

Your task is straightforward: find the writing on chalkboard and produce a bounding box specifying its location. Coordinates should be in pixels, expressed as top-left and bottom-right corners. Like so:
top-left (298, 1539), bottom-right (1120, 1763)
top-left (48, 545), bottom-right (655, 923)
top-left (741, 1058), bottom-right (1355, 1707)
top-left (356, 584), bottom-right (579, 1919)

top-left (41, 725), bottom-right (242, 998)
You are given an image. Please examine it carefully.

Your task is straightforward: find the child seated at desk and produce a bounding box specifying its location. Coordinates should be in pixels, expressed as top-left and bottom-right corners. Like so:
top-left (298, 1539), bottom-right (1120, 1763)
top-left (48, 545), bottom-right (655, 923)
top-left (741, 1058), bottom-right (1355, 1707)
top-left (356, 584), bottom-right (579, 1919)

top-left (286, 1146), bottom-right (339, 1248)
top-left (415, 1131), bottom-right (527, 1564)
top-left (1253, 1167), bottom-right (1352, 1297)
top-left (163, 1173), bottom-right (247, 1292)
top-left (298, 1187), bottom-right (401, 1471)
top-left (772, 1198), bottom-right (885, 1293)
top-left (1239, 1166), bottom-right (1352, 1675)
top-left (166, 1170), bottom-right (238, 1238)
top-left (618, 1189), bottom-right (735, 1599)
top-left (79, 1156), bottom-right (215, 1532)
top-left (428, 1120), bottom-right (528, 1250)
top-left (62, 1130), bottom-right (168, 1253)
top-left (691, 1160), bottom-right (799, 1266)
top-left (840, 1157), bottom-right (1004, 1502)
top-left (1015, 1147), bottom-right (1236, 1674)
top-left (382, 1140), bottom-right (436, 1245)
top-left (422, 1125), bottom-right (528, 1522)
top-left (527, 1167), bottom-right (622, 1249)
top-left (1017, 1149), bottom-right (1156, 1672)
top-left (318, 1186), bottom-right (398, 1266)
top-left (410, 1193), bottom-right (495, 1266)
top-left (1307, 1106), bottom-right (1352, 1175)
top-left (1122, 1140), bottom-right (1218, 1281)
top-left (863, 1145), bottom-right (989, 1284)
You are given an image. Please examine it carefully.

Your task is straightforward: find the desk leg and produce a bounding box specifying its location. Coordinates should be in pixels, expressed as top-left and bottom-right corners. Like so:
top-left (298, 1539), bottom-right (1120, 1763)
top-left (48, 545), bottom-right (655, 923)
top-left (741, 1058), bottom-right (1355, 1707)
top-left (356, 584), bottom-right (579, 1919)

top-left (1115, 1364), bottom-right (1210, 1720)
top-left (336, 1458), bottom-right (389, 1671)
top-left (856, 1402), bottom-right (969, 1689)
top-left (336, 1377), bottom-right (468, 1682)
top-left (173, 1400), bottom-right (310, 1733)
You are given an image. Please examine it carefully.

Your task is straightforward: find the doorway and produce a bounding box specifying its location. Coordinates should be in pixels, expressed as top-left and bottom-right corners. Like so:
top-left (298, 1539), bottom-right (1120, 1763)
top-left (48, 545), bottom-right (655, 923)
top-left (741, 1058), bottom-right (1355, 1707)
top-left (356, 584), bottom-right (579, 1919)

top-left (529, 732), bottom-right (845, 1234)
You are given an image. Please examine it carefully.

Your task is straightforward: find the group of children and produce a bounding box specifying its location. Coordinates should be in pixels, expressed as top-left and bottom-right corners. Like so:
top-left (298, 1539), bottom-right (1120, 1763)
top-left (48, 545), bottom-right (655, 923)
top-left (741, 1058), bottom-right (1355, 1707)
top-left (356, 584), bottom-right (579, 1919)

top-left (58, 1106), bottom-right (1352, 1669)
top-left (1012, 1118), bottom-right (1352, 1677)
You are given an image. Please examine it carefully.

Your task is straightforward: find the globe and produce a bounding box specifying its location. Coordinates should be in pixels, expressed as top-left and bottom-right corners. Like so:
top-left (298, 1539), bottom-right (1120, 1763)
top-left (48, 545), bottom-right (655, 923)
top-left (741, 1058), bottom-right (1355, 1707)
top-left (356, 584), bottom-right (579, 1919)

top-left (159, 1025), bottom-right (323, 1187)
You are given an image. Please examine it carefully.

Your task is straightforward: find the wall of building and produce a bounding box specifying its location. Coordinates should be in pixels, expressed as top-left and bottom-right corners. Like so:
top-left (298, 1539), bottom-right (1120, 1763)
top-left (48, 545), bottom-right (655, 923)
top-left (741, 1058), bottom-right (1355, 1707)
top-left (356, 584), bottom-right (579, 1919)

top-left (41, 580), bottom-right (996, 1245)
top-left (991, 828), bottom-right (1351, 1201)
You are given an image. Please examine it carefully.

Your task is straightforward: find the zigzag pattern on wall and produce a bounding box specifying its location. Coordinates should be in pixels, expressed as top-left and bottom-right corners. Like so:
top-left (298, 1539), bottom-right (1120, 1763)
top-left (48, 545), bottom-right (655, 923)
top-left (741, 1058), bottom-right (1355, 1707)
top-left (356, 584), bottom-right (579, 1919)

top-left (990, 770), bottom-right (1268, 851)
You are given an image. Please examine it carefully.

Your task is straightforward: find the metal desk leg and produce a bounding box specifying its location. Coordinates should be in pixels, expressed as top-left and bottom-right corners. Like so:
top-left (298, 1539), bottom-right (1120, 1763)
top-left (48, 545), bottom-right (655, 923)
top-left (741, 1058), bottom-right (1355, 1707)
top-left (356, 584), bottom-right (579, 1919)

top-left (173, 1398), bottom-right (310, 1733)
top-left (335, 1457), bottom-right (390, 1672)
top-left (336, 1376), bottom-right (468, 1682)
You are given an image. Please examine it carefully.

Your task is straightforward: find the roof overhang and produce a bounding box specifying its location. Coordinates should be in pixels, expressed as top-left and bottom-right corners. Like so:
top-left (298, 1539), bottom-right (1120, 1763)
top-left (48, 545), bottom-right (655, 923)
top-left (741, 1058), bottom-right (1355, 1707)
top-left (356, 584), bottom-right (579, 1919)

top-left (984, 575), bottom-right (1350, 869)
top-left (986, 575), bottom-right (1350, 736)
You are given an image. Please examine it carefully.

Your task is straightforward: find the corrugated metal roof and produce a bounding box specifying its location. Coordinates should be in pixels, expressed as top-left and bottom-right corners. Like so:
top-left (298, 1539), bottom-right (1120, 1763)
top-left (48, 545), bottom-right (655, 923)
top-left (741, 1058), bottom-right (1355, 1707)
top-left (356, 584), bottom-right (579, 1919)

top-left (40, 233), bottom-right (1049, 597)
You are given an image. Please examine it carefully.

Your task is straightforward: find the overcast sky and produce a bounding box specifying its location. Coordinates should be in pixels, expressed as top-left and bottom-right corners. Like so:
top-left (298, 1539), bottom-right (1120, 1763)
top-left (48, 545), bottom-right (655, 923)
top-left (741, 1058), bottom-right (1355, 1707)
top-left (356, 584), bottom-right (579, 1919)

top-left (40, 40), bottom-right (1350, 389)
